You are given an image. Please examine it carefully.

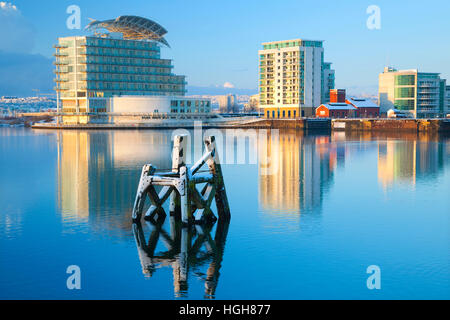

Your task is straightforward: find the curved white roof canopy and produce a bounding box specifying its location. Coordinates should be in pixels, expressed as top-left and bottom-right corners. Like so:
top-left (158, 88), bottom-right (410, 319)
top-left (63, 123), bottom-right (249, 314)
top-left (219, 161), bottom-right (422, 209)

top-left (86, 15), bottom-right (170, 47)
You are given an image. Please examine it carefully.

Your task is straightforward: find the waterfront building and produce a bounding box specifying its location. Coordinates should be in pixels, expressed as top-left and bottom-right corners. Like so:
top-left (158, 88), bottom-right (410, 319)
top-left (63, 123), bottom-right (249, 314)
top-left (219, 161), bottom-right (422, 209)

top-left (218, 94), bottom-right (238, 113)
top-left (346, 97), bottom-right (379, 118)
top-left (446, 86), bottom-right (450, 115)
top-left (379, 67), bottom-right (447, 118)
top-left (111, 95), bottom-right (211, 123)
top-left (330, 89), bottom-right (346, 103)
top-left (315, 103), bottom-right (356, 118)
top-left (243, 94), bottom-right (260, 112)
top-left (259, 38), bottom-right (335, 118)
top-left (322, 63), bottom-right (335, 103)
top-left (53, 16), bottom-right (210, 124)
top-left (315, 89), bottom-right (379, 118)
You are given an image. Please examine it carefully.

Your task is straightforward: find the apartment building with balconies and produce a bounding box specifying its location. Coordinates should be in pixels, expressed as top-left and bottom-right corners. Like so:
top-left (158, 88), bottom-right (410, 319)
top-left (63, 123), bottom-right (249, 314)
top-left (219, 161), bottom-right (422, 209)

top-left (258, 39), bottom-right (335, 118)
top-left (379, 67), bottom-right (447, 118)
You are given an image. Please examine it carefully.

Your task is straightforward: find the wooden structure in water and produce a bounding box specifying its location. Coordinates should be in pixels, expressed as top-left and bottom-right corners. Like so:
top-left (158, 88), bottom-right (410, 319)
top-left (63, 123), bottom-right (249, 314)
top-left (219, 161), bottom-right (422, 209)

top-left (132, 135), bottom-right (231, 225)
top-left (133, 216), bottom-right (230, 298)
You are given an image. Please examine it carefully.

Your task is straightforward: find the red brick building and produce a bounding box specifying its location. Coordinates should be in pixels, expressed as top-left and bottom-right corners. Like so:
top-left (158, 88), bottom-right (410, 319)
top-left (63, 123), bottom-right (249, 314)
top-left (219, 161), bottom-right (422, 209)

top-left (315, 103), bottom-right (356, 118)
top-left (316, 89), bottom-right (380, 118)
top-left (330, 89), bottom-right (346, 103)
top-left (345, 97), bottom-right (380, 118)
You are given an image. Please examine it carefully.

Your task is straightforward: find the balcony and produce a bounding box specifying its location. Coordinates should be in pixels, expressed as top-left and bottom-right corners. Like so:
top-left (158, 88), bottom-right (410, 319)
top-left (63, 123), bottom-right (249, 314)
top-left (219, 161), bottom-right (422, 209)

top-left (418, 102), bottom-right (438, 107)
top-left (54, 52), bottom-right (69, 57)
top-left (418, 96), bottom-right (438, 100)
top-left (54, 86), bottom-right (69, 91)
top-left (53, 60), bottom-right (69, 65)
top-left (54, 69), bottom-right (69, 74)
top-left (418, 83), bottom-right (438, 88)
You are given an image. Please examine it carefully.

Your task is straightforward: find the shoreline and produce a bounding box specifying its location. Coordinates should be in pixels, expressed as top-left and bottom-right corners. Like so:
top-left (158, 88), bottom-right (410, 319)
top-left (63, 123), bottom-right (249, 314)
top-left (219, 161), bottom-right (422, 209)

top-left (29, 117), bottom-right (450, 132)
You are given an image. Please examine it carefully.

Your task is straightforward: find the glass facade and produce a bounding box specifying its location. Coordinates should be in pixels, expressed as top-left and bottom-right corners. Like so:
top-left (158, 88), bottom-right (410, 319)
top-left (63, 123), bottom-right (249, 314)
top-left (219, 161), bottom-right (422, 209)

top-left (170, 99), bottom-right (211, 113)
top-left (395, 75), bottom-right (415, 86)
top-left (380, 68), bottom-right (448, 117)
top-left (54, 36), bottom-right (186, 112)
top-left (394, 99), bottom-right (415, 110)
top-left (395, 87), bottom-right (415, 98)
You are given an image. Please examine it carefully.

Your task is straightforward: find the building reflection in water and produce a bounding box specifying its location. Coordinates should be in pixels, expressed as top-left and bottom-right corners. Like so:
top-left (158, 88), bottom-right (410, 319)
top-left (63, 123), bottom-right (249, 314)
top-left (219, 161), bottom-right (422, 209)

top-left (258, 130), bottom-right (336, 215)
top-left (257, 130), bottom-right (449, 220)
top-left (55, 129), bottom-right (230, 298)
top-left (133, 217), bottom-right (229, 299)
top-left (54, 129), bottom-right (448, 296)
top-left (56, 130), bottom-right (173, 234)
top-left (377, 133), bottom-right (446, 188)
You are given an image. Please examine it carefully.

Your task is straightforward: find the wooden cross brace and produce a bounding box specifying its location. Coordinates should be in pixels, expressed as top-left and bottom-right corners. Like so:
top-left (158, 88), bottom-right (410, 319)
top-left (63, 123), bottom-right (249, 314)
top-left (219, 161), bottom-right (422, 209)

top-left (132, 135), bottom-right (231, 225)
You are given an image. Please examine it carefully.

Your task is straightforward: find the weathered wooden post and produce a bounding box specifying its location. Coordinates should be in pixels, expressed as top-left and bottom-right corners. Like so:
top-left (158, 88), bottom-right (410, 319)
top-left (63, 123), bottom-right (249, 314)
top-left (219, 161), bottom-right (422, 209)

top-left (170, 135), bottom-right (187, 217)
top-left (179, 165), bottom-right (192, 225)
top-left (132, 135), bottom-right (230, 225)
top-left (204, 136), bottom-right (231, 221)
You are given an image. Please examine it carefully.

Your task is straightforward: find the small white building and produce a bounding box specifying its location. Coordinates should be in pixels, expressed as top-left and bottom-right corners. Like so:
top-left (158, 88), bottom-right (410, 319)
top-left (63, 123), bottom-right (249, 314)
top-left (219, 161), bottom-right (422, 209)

top-left (111, 96), bottom-right (211, 114)
top-left (61, 95), bottom-right (212, 124)
top-left (110, 96), bottom-right (212, 124)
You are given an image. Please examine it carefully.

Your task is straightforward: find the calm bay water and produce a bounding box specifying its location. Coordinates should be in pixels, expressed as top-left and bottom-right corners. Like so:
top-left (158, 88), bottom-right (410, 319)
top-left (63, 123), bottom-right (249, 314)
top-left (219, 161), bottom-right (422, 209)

top-left (0, 127), bottom-right (449, 299)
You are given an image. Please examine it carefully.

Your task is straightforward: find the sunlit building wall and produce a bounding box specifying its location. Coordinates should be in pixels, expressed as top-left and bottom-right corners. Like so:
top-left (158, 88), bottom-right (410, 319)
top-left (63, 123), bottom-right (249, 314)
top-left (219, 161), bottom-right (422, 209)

top-left (259, 39), bottom-right (335, 118)
top-left (54, 36), bottom-right (187, 123)
top-left (379, 67), bottom-right (447, 118)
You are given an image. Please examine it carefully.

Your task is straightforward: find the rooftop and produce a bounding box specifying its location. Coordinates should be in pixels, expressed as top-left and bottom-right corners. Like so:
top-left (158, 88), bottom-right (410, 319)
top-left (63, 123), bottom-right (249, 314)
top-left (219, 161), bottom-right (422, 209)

top-left (262, 39), bottom-right (323, 50)
top-left (346, 97), bottom-right (378, 108)
top-left (321, 103), bottom-right (356, 110)
top-left (382, 67), bottom-right (441, 76)
top-left (85, 15), bottom-right (170, 47)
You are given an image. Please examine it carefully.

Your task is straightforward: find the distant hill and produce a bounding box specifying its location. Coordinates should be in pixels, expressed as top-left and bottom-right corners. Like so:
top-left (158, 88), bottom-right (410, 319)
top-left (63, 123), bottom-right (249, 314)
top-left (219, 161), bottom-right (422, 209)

top-left (0, 51), bottom-right (53, 97)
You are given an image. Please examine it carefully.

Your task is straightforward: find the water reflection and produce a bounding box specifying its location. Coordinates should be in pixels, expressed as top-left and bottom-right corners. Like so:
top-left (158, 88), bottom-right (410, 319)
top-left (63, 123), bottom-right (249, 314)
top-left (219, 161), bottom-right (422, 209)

top-left (133, 217), bottom-right (229, 299)
top-left (378, 137), bottom-right (446, 188)
top-left (56, 130), bottom-right (173, 235)
top-left (258, 130), bottom-right (336, 214)
top-left (54, 129), bottom-right (449, 227)
top-left (49, 128), bottom-right (449, 298)
top-left (256, 130), bottom-right (449, 220)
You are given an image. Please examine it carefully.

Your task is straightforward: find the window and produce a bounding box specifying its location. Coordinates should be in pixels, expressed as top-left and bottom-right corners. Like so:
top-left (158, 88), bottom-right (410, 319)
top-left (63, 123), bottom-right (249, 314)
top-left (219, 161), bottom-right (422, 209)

top-left (282, 110), bottom-right (286, 117)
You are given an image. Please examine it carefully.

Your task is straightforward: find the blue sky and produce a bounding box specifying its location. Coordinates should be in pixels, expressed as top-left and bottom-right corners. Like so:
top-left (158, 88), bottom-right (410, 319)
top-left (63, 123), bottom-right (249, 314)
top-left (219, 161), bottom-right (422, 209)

top-left (2, 0), bottom-right (450, 95)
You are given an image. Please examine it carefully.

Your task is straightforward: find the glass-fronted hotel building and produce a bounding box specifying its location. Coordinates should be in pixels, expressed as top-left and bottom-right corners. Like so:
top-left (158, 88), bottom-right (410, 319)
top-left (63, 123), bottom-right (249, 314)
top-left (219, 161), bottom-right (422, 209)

top-left (379, 67), bottom-right (448, 118)
top-left (259, 38), bottom-right (335, 118)
top-left (53, 16), bottom-right (211, 124)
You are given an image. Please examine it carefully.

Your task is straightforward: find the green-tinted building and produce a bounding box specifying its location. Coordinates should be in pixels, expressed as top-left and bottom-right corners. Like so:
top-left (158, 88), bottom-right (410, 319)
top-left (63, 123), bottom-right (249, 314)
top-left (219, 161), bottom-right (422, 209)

top-left (379, 67), bottom-right (447, 118)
